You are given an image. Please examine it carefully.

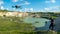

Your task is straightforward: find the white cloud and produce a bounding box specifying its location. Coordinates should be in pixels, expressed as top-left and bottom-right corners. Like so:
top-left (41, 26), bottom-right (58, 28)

top-left (45, 0), bottom-right (56, 3)
top-left (13, 0), bottom-right (18, 2)
top-left (12, 0), bottom-right (24, 2)
top-left (29, 8), bottom-right (33, 11)
top-left (39, 6), bottom-right (60, 12)
top-left (6, 8), bottom-right (9, 10)
top-left (24, 8), bottom-right (33, 12)
top-left (19, 1), bottom-right (31, 5)
top-left (51, 0), bottom-right (56, 3)
top-left (44, 6), bottom-right (60, 12)
top-left (12, 0), bottom-right (31, 5)
top-left (0, 6), bottom-right (4, 10)
top-left (24, 1), bottom-right (30, 5)
top-left (53, 6), bottom-right (60, 9)
top-left (0, 1), bottom-right (4, 5)
top-left (39, 10), bottom-right (45, 12)
top-left (49, 6), bottom-right (60, 10)
top-left (24, 8), bottom-right (29, 11)
top-left (19, 10), bottom-right (22, 11)
top-left (45, 8), bottom-right (50, 11)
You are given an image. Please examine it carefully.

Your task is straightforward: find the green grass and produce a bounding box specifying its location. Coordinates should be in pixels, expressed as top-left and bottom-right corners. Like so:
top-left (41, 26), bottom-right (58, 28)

top-left (48, 15), bottom-right (58, 19)
top-left (0, 16), bottom-right (58, 34)
top-left (0, 17), bottom-right (35, 34)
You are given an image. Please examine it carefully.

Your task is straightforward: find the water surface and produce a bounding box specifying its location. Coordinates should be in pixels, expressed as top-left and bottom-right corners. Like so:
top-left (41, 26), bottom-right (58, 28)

top-left (23, 17), bottom-right (50, 30)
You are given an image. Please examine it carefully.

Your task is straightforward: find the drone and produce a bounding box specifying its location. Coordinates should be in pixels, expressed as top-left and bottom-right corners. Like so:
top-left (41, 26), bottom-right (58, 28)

top-left (12, 5), bottom-right (22, 9)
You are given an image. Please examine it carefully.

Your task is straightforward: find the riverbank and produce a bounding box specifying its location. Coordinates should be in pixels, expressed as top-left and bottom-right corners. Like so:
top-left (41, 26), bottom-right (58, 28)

top-left (0, 16), bottom-right (59, 34)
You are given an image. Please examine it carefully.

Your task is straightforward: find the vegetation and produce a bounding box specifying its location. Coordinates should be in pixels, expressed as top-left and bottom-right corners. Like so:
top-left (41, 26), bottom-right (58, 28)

top-left (0, 10), bottom-right (14, 12)
top-left (0, 10), bottom-right (59, 34)
top-left (0, 16), bottom-right (58, 34)
top-left (0, 17), bottom-right (35, 34)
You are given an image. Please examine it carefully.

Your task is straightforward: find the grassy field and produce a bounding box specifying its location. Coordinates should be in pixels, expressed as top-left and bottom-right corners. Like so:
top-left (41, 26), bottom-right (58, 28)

top-left (0, 16), bottom-right (59, 34)
top-left (0, 16), bottom-right (35, 34)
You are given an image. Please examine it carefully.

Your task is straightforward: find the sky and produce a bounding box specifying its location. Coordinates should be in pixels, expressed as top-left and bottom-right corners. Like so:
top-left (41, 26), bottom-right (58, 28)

top-left (0, 0), bottom-right (60, 12)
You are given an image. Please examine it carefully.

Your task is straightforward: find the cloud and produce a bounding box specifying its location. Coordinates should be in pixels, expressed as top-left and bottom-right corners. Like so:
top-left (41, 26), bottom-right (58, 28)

top-left (51, 0), bottom-right (56, 3)
top-left (52, 6), bottom-right (60, 9)
top-left (29, 8), bottom-right (33, 11)
top-left (12, 0), bottom-right (24, 2)
top-left (0, 6), bottom-right (5, 10)
top-left (19, 10), bottom-right (22, 11)
top-left (44, 8), bottom-right (50, 11)
top-left (44, 6), bottom-right (60, 12)
top-left (13, 0), bottom-right (19, 2)
top-left (24, 8), bottom-right (28, 11)
top-left (18, 1), bottom-right (31, 6)
top-left (45, 0), bottom-right (56, 3)
top-left (0, 1), bottom-right (4, 5)
top-left (49, 6), bottom-right (60, 10)
top-left (6, 8), bottom-right (9, 10)
top-left (39, 6), bottom-right (60, 12)
top-left (24, 1), bottom-right (30, 5)
top-left (39, 10), bottom-right (45, 12)
top-left (24, 8), bottom-right (33, 12)
top-left (12, 0), bottom-right (31, 5)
